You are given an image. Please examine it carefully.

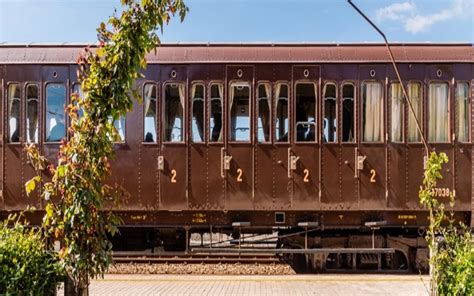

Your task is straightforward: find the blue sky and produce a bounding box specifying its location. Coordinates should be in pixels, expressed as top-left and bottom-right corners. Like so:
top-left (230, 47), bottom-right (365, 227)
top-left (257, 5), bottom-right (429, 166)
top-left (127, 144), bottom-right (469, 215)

top-left (0, 0), bottom-right (473, 43)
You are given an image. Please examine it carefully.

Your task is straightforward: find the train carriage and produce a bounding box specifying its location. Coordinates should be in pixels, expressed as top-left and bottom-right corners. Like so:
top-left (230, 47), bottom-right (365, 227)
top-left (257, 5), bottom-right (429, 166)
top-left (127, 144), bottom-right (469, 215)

top-left (0, 43), bottom-right (472, 272)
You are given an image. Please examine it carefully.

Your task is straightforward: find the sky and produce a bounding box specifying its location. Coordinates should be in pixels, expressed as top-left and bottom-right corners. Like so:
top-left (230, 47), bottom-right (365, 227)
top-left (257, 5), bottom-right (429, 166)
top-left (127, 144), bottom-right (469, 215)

top-left (0, 0), bottom-right (473, 44)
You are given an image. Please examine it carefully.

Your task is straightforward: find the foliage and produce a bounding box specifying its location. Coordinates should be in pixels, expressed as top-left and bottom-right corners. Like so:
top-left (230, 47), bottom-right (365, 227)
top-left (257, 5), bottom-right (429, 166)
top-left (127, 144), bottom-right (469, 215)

top-left (419, 152), bottom-right (473, 295)
top-left (0, 212), bottom-right (63, 295)
top-left (24, 0), bottom-right (187, 294)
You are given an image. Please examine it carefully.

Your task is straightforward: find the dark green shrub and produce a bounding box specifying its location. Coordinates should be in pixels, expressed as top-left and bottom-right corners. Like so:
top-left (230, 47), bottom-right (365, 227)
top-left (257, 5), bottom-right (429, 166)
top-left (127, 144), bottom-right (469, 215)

top-left (0, 214), bottom-right (63, 295)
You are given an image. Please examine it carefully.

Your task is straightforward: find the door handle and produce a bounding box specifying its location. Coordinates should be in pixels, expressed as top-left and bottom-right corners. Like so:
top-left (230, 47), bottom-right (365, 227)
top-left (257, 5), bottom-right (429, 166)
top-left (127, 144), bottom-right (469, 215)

top-left (354, 148), bottom-right (366, 178)
top-left (287, 148), bottom-right (299, 178)
top-left (221, 148), bottom-right (232, 178)
top-left (158, 155), bottom-right (164, 171)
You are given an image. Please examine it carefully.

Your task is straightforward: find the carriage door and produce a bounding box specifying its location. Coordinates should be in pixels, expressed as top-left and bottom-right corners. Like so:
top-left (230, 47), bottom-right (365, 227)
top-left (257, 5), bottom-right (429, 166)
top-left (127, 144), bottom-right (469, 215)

top-left (426, 66), bottom-right (454, 206)
top-left (291, 65), bottom-right (320, 211)
top-left (225, 65), bottom-right (254, 210)
top-left (0, 66), bottom-right (3, 210)
top-left (188, 65), bottom-right (209, 210)
top-left (140, 65), bottom-right (160, 210)
top-left (160, 66), bottom-right (187, 210)
top-left (358, 65), bottom-right (387, 209)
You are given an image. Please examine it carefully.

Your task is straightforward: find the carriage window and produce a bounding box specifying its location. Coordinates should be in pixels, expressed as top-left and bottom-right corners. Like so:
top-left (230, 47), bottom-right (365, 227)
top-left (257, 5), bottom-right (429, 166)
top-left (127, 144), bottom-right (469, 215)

top-left (295, 83), bottom-right (316, 142)
top-left (390, 82), bottom-right (403, 142)
top-left (26, 84), bottom-right (39, 143)
top-left (143, 83), bottom-right (157, 143)
top-left (407, 82), bottom-right (422, 142)
top-left (164, 84), bottom-right (185, 142)
top-left (323, 83), bottom-right (337, 143)
top-left (72, 83), bottom-right (84, 118)
top-left (257, 83), bottom-right (271, 143)
top-left (107, 116), bottom-right (125, 142)
top-left (275, 83), bottom-right (289, 142)
top-left (191, 84), bottom-right (205, 143)
top-left (362, 82), bottom-right (383, 142)
top-left (209, 84), bottom-right (223, 142)
top-left (342, 84), bottom-right (355, 142)
top-left (428, 83), bottom-right (449, 142)
top-left (46, 83), bottom-right (66, 142)
top-left (229, 83), bottom-right (250, 142)
top-left (8, 84), bottom-right (21, 143)
top-left (456, 82), bottom-right (469, 142)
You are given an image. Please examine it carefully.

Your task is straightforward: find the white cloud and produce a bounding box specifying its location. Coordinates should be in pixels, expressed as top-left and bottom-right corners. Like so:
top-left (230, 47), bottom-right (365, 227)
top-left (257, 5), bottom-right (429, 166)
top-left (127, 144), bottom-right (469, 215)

top-left (375, 0), bottom-right (474, 34)
top-left (375, 2), bottom-right (415, 22)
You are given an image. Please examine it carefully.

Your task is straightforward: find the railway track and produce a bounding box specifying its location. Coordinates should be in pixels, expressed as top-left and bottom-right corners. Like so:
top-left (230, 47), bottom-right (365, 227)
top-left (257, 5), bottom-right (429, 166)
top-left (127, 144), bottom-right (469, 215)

top-left (112, 252), bottom-right (283, 265)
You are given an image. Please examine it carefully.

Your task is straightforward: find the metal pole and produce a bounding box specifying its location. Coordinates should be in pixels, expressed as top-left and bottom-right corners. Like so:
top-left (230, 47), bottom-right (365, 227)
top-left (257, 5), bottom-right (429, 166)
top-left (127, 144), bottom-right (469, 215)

top-left (347, 0), bottom-right (429, 157)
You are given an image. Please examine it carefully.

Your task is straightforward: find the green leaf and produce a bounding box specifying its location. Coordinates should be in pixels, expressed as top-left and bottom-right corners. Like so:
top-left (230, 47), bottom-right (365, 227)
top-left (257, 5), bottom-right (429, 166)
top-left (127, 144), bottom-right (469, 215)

top-left (25, 176), bottom-right (40, 196)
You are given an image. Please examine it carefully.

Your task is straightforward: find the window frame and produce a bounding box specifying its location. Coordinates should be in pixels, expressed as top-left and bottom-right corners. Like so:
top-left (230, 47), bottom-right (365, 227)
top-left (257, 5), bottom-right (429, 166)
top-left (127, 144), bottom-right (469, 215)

top-left (7, 81), bottom-right (22, 144)
top-left (389, 81), bottom-right (405, 143)
top-left (44, 82), bottom-right (67, 144)
top-left (256, 81), bottom-right (272, 144)
top-left (274, 81), bottom-right (290, 145)
top-left (427, 80), bottom-right (451, 144)
top-left (162, 81), bottom-right (186, 144)
top-left (322, 81), bottom-right (338, 144)
top-left (293, 80), bottom-right (318, 144)
top-left (25, 82), bottom-right (40, 144)
top-left (142, 81), bottom-right (159, 145)
top-left (190, 81), bottom-right (206, 144)
top-left (455, 80), bottom-right (470, 143)
top-left (340, 81), bottom-right (356, 144)
top-left (228, 80), bottom-right (252, 144)
top-left (406, 80), bottom-right (424, 144)
top-left (208, 81), bottom-right (224, 145)
top-left (360, 80), bottom-right (385, 144)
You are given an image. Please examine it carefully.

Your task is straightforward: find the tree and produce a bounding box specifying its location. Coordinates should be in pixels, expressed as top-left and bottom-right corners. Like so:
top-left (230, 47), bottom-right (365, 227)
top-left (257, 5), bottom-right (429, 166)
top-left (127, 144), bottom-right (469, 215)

top-left (419, 152), bottom-right (473, 295)
top-left (25, 0), bottom-right (188, 294)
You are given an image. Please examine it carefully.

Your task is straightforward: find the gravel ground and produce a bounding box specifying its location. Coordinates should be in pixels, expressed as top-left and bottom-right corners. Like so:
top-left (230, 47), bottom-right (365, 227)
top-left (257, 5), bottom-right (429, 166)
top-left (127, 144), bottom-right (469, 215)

top-left (108, 263), bottom-right (295, 275)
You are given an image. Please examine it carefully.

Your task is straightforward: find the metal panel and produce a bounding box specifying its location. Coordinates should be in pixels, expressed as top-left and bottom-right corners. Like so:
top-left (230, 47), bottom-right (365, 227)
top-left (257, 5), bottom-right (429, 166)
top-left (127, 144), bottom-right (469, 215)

top-left (291, 65), bottom-right (320, 210)
top-left (225, 65), bottom-right (254, 210)
top-left (358, 65), bottom-right (387, 210)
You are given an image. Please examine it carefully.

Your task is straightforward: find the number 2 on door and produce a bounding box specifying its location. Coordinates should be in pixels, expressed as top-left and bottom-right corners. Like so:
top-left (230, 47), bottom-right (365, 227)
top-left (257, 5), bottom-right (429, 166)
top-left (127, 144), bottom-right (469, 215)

top-left (370, 169), bottom-right (376, 183)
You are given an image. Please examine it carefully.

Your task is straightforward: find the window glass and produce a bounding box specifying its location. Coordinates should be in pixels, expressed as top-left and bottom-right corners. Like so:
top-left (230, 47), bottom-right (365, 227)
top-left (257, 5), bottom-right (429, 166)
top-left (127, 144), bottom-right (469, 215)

top-left (108, 116), bottom-right (125, 142)
top-left (257, 83), bottom-right (271, 143)
top-left (143, 83), bottom-right (157, 142)
top-left (46, 83), bottom-right (66, 142)
top-left (229, 83), bottom-right (250, 142)
top-left (342, 84), bottom-right (355, 142)
top-left (295, 83), bottom-right (316, 142)
top-left (275, 83), bottom-right (289, 142)
top-left (407, 82), bottom-right (422, 142)
top-left (456, 82), bottom-right (469, 142)
top-left (390, 83), bottom-right (403, 142)
top-left (209, 84), bottom-right (223, 142)
top-left (428, 83), bottom-right (449, 142)
top-left (323, 83), bottom-right (337, 143)
top-left (362, 82), bottom-right (383, 142)
top-left (8, 84), bottom-right (21, 143)
top-left (72, 83), bottom-right (84, 118)
top-left (191, 84), bottom-right (205, 143)
top-left (164, 84), bottom-right (185, 142)
top-left (26, 84), bottom-right (39, 143)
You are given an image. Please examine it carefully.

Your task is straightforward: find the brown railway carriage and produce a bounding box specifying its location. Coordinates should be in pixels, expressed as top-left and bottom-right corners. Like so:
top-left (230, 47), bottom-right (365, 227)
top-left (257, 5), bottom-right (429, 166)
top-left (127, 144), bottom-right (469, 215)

top-left (0, 43), bottom-right (473, 271)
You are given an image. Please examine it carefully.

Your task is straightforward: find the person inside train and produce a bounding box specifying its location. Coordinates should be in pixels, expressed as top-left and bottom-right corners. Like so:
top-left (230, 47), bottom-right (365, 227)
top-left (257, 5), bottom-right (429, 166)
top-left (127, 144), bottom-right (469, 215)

top-left (145, 132), bottom-right (154, 143)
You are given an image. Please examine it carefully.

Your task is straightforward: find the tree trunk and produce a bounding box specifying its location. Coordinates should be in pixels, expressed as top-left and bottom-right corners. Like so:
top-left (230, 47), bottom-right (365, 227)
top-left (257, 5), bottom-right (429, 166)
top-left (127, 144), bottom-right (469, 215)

top-left (64, 277), bottom-right (89, 296)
